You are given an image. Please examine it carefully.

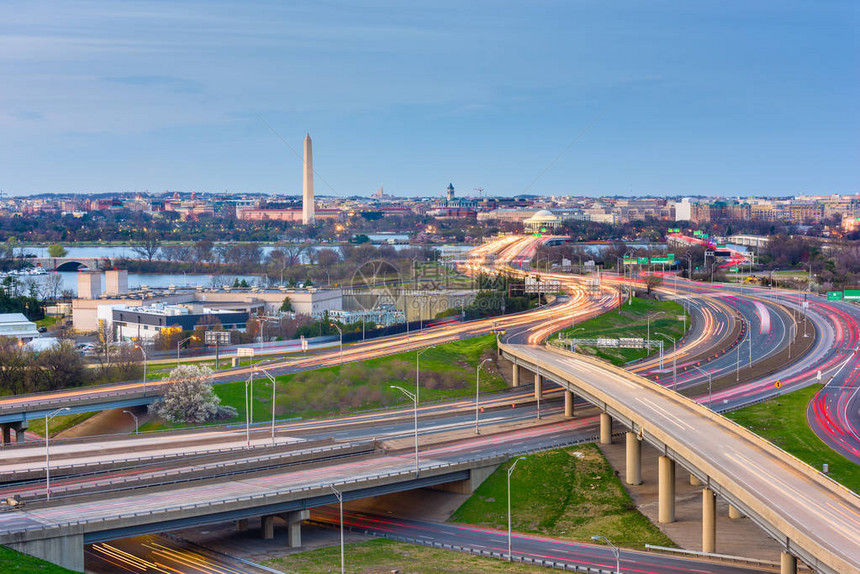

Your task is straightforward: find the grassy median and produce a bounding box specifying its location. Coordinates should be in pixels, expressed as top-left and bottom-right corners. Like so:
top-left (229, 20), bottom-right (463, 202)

top-left (142, 335), bottom-right (504, 431)
top-left (266, 538), bottom-right (547, 573)
top-left (557, 297), bottom-right (689, 365)
top-left (725, 384), bottom-right (860, 493)
top-left (449, 444), bottom-right (675, 549)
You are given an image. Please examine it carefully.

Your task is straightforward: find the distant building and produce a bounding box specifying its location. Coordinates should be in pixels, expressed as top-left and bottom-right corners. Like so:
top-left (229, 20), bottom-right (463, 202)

top-left (111, 303), bottom-right (253, 341)
top-left (0, 313), bottom-right (40, 342)
top-left (523, 210), bottom-right (562, 233)
top-left (429, 184), bottom-right (477, 219)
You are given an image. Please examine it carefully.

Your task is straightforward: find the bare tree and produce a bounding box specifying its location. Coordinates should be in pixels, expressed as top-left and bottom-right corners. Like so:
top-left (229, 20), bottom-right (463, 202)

top-left (131, 230), bottom-right (162, 261)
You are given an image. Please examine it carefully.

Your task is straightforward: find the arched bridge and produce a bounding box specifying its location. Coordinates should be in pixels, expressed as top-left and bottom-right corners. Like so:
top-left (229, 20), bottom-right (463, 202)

top-left (32, 257), bottom-right (111, 271)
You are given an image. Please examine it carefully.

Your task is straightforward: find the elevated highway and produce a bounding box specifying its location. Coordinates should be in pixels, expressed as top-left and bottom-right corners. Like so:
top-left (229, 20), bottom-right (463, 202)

top-left (500, 342), bottom-right (860, 574)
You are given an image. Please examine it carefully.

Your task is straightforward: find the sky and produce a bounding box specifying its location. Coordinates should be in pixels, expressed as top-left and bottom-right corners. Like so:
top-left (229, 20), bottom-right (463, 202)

top-left (1, 1), bottom-right (857, 198)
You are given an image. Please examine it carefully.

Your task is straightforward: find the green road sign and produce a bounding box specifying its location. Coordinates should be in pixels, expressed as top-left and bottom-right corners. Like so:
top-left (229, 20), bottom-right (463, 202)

top-left (650, 257), bottom-right (673, 264)
top-left (623, 258), bottom-right (638, 265)
top-left (827, 292), bottom-right (843, 301)
top-left (701, 233), bottom-right (709, 239)
top-left (667, 253), bottom-right (675, 260)
top-left (844, 290), bottom-right (860, 301)
top-left (668, 228), bottom-right (681, 233)
top-left (729, 267), bottom-right (739, 272)
top-left (717, 244), bottom-right (727, 249)
top-left (637, 257), bottom-right (649, 265)
top-left (693, 230), bottom-right (702, 236)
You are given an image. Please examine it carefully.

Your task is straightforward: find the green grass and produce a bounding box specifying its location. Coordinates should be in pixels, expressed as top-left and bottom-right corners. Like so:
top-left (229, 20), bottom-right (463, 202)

top-left (450, 444), bottom-right (675, 549)
top-left (558, 297), bottom-right (689, 365)
top-left (266, 538), bottom-right (547, 573)
top-left (0, 546), bottom-right (77, 573)
top-left (141, 335), bottom-right (503, 431)
top-left (35, 316), bottom-right (60, 329)
top-left (725, 384), bottom-right (860, 493)
top-left (26, 412), bottom-right (96, 437)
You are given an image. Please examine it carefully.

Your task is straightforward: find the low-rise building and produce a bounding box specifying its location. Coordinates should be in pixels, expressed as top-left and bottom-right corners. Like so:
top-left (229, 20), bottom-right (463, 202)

top-left (0, 313), bottom-right (40, 342)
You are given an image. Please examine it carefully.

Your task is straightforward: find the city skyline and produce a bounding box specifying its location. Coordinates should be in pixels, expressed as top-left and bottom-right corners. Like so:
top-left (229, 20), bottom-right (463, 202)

top-left (1, 1), bottom-right (857, 197)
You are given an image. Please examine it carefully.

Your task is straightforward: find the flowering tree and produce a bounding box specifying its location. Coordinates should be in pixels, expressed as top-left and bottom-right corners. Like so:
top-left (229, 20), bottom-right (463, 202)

top-left (149, 365), bottom-right (220, 424)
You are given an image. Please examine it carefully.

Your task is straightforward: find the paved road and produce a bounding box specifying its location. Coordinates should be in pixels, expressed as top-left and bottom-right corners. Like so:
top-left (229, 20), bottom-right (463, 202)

top-left (507, 343), bottom-right (860, 573)
top-left (311, 507), bottom-right (774, 574)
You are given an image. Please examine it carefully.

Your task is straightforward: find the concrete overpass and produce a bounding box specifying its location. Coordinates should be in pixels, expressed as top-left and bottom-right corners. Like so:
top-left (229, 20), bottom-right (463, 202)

top-left (0, 449), bottom-right (500, 571)
top-left (501, 342), bottom-right (860, 574)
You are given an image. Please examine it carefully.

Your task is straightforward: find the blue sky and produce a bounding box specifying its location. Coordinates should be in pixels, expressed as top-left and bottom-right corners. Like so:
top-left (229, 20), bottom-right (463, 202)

top-left (1, 1), bottom-right (857, 197)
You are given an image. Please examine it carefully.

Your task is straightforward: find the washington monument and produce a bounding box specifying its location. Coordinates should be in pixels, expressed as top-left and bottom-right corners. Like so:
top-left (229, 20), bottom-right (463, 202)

top-left (302, 133), bottom-right (315, 225)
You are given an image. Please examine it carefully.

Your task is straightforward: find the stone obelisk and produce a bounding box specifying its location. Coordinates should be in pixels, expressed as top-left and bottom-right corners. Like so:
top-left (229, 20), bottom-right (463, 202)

top-left (302, 133), bottom-right (315, 225)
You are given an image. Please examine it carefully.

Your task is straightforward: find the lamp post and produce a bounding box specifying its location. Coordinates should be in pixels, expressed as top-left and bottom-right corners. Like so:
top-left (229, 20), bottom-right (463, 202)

top-left (330, 484), bottom-right (345, 574)
top-left (390, 385), bottom-right (419, 475)
top-left (476, 358), bottom-right (491, 434)
top-left (330, 322), bottom-right (343, 362)
top-left (692, 365), bottom-right (713, 409)
top-left (655, 332), bottom-right (676, 391)
top-left (256, 367), bottom-right (278, 446)
top-left (134, 344), bottom-right (147, 397)
top-left (45, 407), bottom-right (70, 501)
top-left (646, 312), bottom-right (665, 352)
top-left (591, 535), bottom-right (621, 574)
top-left (416, 346), bottom-right (436, 403)
top-left (176, 335), bottom-right (196, 367)
top-left (122, 409), bottom-right (139, 434)
top-left (507, 457), bottom-right (526, 561)
top-left (244, 371), bottom-right (254, 448)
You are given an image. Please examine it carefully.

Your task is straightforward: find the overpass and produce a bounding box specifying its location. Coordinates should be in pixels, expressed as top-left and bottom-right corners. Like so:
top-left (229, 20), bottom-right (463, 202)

top-left (31, 256), bottom-right (111, 271)
top-left (500, 342), bottom-right (860, 574)
top-left (0, 446), bottom-right (502, 571)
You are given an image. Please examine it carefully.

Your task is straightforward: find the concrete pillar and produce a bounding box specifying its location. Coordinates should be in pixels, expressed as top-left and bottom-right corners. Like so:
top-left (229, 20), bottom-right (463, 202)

top-left (690, 474), bottom-right (702, 486)
top-left (780, 551), bottom-right (797, 574)
top-left (658, 456), bottom-right (675, 523)
top-left (8, 533), bottom-right (84, 572)
top-left (235, 518), bottom-right (248, 531)
top-left (14, 420), bottom-right (28, 444)
top-left (512, 365), bottom-right (520, 388)
top-left (282, 510), bottom-right (309, 547)
top-left (534, 373), bottom-right (542, 401)
top-left (564, 390), bottom-right (574, 418)
top-left (599, 413), bottom-right (612, 444)
top-left (625, 432), bottom-right (642, 485)
top-left (702, 488), bottom-right (716, 553)
top-left (729, 505), bottom-right (743, 519)
top-left (261, 515), bottom-right (275, 540)
top-left (1, 424), bottom-right (10, 445)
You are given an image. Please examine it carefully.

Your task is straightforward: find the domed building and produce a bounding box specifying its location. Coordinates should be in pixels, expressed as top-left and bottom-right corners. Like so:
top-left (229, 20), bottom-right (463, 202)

top-left (523, 209), bottom-right (561, 233)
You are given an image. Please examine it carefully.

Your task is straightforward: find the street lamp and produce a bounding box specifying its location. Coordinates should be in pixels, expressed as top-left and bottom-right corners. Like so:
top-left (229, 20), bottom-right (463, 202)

top-left (330, 484), bottom-right (345, 574)
top-left (692, 365), bottom-right (713, 409)
top-left (176, 335), bottom-right (197, 367)
top-left (256, 367), bottom-right (278, 446)
top-left (476, 358), bottom-right (491, 434)
top-left (591, 535), bottom-right (621, 574)
top-left (390, 385), bottom-right (419, 475)
top-left (508, 457), bottom-right (526, 561)
top-left (45, 407), bottom-right (70, 501)
top-left (646, 312), bottom-right (665, 351)
top-left (654, 332), bottom-right (676, 391)
top-left (568, 327), bottom-right (585, 353)
top-left (416, 346), bottom-right (436, 403)
top-left (134, 344), bottom-right (147, 397)
top-left (244, 371), bottom-right (254, 448)
top-left (122, 409), bottom-right (139, 434)
top-left (330, 322), bottom-right (343, 362)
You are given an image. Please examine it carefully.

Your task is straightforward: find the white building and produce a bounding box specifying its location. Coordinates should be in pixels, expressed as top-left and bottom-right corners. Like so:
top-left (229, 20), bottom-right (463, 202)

top-left (0, 313), bottom-right (40, 342)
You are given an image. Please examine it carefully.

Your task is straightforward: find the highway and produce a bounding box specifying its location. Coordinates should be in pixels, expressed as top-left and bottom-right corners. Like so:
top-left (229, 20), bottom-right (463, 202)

top-left (501, 343), bottom-right (860, 573)
top-left (310, 507), bottom-right (774, 574)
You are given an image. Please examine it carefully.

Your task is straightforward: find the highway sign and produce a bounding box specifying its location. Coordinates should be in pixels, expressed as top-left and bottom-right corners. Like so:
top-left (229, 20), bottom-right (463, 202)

top-left (637, 257), bottom-right (649, 265)
top-left (717, 244), bottom-right (727, 249)
top-left (650, 256), bottom-right (673, 264)
top-left (668, 228), bottom-right (681, 233)
top-left (623, 258), bottom-right (638, 265)
top-left (826, 292), bottom-right (843, 301)
top-left (844, 290), bottom-right (860, 301)
top-left (693, 230), bottom-right (702, 236)
top-left (237, 347), bottom-right (255, 357)
top-left (774, 380), bottom-right (782, 389)
top-left (729, 267), bottom-right (739, 272)
top-left (204, 330), bottom-right (230, 345)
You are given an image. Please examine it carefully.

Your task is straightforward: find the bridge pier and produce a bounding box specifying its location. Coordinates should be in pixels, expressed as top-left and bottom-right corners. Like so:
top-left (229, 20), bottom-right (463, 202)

top-left (564, 390), bottom-right (574, 417)
top-left (625, 432), bottom-right (641, 485)
top-left (658, 456), bottom-right (675, 523)
top-left (262, 515), bottom-right (275, 539)
top-left (599, 413), bottom-right (612, 444)
top-left (512, 364), bottom-right (520, 387)
top-left (1, 424), bottom-right (10, 445)
top-left (235, 518), bottom-right (248, 531)
top-left (702, 487), bottom-right (716, 553)
top-left (8, 533), bottom-right (84, 573)
top-left (780, 551), bottom-right (797, 574)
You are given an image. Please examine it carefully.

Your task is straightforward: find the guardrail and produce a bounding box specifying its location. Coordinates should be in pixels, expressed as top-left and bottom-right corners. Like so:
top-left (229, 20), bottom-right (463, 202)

top-left (643, 544), bottom-right (813, 571)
